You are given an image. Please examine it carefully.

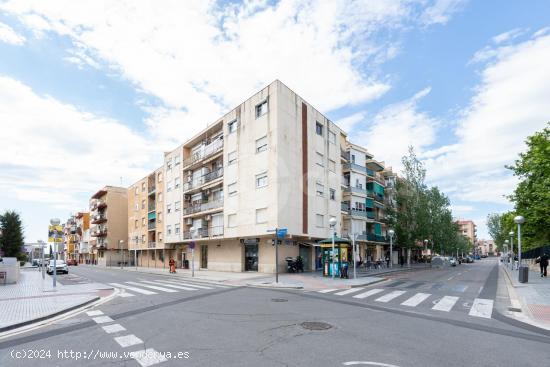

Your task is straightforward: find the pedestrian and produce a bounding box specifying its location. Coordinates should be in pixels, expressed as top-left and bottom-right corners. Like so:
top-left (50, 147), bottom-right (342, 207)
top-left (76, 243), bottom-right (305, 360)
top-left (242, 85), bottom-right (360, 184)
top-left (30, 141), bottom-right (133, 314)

top-left (341, 258), bottom-right (349, 279)
top-left (400, 255), bottom-right (404, 268)
top-left (385, 254), bottom-right (390, 268)
top-left (537, 253), bottom-right (549, 277)
top-left (169, 257), bottom-right (176, 273)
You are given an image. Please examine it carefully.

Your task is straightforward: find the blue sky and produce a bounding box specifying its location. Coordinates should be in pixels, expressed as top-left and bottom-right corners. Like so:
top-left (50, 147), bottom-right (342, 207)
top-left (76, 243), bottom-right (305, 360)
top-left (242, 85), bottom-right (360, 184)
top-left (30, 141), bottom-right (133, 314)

top-left (0, 0), bottom-right (549, 243)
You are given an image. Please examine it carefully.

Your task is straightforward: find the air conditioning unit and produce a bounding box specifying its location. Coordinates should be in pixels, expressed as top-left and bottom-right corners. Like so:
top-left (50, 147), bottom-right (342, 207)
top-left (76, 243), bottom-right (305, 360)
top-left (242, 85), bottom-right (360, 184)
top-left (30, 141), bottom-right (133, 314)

top-left (185, 218), bottom-right (193, 225)
top-left (205, 215), bottom-right (211, 221)
top-left (184, 194), bottom-right (191, 201)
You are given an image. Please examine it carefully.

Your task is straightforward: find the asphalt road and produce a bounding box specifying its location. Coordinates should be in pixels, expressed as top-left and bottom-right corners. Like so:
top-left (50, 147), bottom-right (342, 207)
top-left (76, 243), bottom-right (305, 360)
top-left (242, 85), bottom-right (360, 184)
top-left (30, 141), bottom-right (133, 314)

top-left (1, 259), bottom-right (549, 367)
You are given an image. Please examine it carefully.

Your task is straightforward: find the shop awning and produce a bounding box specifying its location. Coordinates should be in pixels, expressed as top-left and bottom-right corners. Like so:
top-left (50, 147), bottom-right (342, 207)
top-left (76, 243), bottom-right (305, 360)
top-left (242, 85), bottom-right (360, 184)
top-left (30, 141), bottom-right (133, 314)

top-left (319, 237), bottom-right (351, 245)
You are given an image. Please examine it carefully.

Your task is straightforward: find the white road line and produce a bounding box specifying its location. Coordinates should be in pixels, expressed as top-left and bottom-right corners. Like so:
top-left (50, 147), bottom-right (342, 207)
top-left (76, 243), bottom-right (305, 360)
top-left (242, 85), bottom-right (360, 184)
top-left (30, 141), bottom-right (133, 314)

top-left (334, 288), bottom-right (365, 296)
top-left (130, 348), bottom-right (168, 367)
top-left (86, 310), bottom-right (103, 316)
top-left (353, 289), bottom-right (384, 299)
top-left (478, 286), bottom-right (484, 295)
top-left (158, 279), bottom-right (213, 289)
top-left (375, 291), bottom-right (406, 303)
top-left (102, 324), bottom-right (126, 334)
top-left (401, 293), bottom-right (431, 307)
top-left (125, 281), bottom-right (178, 293)
top-left (139, 280), bottom-right (198, 291)
top-left (92, 316), bottom-right (113, 324)
top-left (447, 276), bottom-right (455, 281)
top-left (432, 296), bottom-right (459, 312)
top-left (118, 292), bottom-right (135, 297)
top-left (108, 283), bottom-right (157, 295)
top-left (317, 288), bottom-right (339, 293)
top-left (469, 298), bottom-right (494, 318)
top-left (114, 334), bottom-right (143, 348)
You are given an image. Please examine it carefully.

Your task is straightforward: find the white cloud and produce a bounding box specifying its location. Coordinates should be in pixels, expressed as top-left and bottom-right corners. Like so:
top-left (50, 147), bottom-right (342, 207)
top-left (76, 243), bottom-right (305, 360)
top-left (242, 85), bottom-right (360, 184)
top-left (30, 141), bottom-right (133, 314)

top-left (425, 31), bottom-right (550, 204)
top-left (336, 112), bottom-right (366, 133)
top-left (492, 28), bottom-right (526, 44)
top-left (450, 205), bottom-right (474, 213)
top-left (421, 0), bottom-right (467, 25)
top-left (0, 21), bottom-right (25, 45)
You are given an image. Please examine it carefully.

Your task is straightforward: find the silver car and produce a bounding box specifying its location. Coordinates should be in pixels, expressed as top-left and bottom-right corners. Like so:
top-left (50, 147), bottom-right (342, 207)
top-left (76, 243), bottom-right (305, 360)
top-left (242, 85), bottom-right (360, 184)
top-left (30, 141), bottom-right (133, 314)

top-left (47, 259), bottom-right (69, 274)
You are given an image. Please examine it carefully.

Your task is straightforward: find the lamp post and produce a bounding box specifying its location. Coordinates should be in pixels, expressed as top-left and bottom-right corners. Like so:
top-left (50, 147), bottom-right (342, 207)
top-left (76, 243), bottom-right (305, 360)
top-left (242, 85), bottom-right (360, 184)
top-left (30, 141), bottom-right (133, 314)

top-left (509, 231), bottom-right (515, 270)
top-left (329, 217), bottom-right (336, 280)
top-left (388, 229), bottom-right (395, 269)
top-left (134, 235), bottom-right (139, 270)
top-left (514, 216), bottom-right (525, 271)
top-left (50, 218), bottom-right (60, 288)
top-left (38, 240), bottom-right (45, 279)
top-left (119, 240), bottom-right (124, 269)
top-left (424, 239), bottom-right (428, 267)
top-left (504, 240), bottom-right (509, 268)
top-left (190, 226), bottom-right (196, 278)
top-left (351, 232), bottom-right (358, 279)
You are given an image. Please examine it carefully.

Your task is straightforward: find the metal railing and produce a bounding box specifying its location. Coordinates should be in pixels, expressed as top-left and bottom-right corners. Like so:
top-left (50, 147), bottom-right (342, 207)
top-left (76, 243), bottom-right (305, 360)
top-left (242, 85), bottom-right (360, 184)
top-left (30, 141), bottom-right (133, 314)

top-left (148, 222), bottom-right (156, 230)
top-left (340, 149), bottom-right (350, 160)
top-left (183, 225), bottom-right (224, 239)
top-left (343, 186), bottom-right (374, 198)
top-left (183, 167), bottom-right (223, 191)
top-left (343, 162), bottom-right (375, 176)
top-left (182, 138), bottom-right (224, 167)
top-left (148, 242), bottom-right (156, 249)
top-left (184, 199), bottom-right (223, 215)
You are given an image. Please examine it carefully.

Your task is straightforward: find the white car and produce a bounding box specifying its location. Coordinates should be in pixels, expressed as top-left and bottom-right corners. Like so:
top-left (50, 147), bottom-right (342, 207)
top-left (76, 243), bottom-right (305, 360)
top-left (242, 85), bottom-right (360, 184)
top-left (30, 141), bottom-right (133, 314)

top-left (449, 257), bottom-right (457, 266)
top-left (47, 259), bottom-right (69, 274)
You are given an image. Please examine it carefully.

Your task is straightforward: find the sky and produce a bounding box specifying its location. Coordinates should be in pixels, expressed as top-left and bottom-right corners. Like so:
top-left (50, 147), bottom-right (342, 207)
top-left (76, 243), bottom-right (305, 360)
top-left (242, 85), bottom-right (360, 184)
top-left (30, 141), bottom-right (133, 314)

top-left (0, 0), bottom-right (549, 243)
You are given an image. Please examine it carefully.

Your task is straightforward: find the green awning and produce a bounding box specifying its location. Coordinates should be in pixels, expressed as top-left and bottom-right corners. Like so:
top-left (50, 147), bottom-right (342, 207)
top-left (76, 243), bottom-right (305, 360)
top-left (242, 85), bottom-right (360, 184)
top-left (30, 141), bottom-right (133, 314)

top-left (319, 236), bottom-right (351, 244)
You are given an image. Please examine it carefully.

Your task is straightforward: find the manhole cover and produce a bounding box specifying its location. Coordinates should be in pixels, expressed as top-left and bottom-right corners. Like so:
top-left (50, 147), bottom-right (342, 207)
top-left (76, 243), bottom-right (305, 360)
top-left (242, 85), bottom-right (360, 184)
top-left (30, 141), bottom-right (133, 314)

top-left (301, 321), bottom-right (332, 331)
top-left (271, 298), bottom-right (288, 302)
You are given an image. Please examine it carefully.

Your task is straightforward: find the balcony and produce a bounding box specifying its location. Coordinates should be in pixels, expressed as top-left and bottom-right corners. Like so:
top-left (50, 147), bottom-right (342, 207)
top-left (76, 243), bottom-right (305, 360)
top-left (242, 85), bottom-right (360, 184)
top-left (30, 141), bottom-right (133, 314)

top-left (182, 138), bottom-right (224, 168)
top-left (343, 186), bottom-right (374, 198)
top-left (357, 232), bottom-right (388, 243)
top-left (342, 163), bottom-right (374, 177)
top-left (183, 168), bottom-right (223, 192)
top-left (148, 185), bottom-right (156, 195)
top-left (91, 214), bottom-right (107, 224)
top-left (91, 227), bottom-right (108, 237)
top-left (341, 202), bottom-right (350, 212)
top-left (365, 158), bottom-right (385, 172)
top-left (184, 199), bottom-right (224, 215)
top-left (148, 221), bottom-right (156, 231)
top-left (368, 174), bottom-right (386, 186)
top-left (340, 149), bottom-right (350, 161)
top-left (148, 241), bottom-right (156, 249)
top-left (183, 225), bottom-right (224, 240)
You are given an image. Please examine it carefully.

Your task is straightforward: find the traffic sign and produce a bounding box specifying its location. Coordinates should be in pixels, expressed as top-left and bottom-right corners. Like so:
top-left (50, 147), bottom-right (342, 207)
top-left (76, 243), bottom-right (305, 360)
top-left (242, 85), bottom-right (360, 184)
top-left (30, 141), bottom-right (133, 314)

top-left (189, 241), bottom-right (195, 250)
top-left (276, 228), bottom-right (287, 239)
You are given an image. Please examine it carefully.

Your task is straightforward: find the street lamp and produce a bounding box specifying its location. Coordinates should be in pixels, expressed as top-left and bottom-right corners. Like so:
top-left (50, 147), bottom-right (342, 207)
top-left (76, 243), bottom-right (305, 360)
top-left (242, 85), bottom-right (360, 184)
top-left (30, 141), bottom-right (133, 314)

top-left (514, 216), bottom-right (525, 272)
top-left (50, 218), bottom-right (60, 288)
top-left (190, 226), bottom-right (196, 278)
top-left (134, 235), bottom-right (139, 270)
top-left (119, 240), bottom-right (124, 269)
top-left (329, 217), bottom-right (337, 280)
top-left (509, 231), bottom-right (515, 270)
top-left (388, 229), bottom-right (395, 269)
top-left (504, 240), bottom-right (509, 268)
top-left (38, 240), bottom-right (45, 280)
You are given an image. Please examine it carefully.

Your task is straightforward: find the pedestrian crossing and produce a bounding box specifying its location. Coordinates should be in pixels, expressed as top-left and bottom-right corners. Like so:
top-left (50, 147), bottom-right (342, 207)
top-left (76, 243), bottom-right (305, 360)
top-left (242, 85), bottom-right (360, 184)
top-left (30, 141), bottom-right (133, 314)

top-left (108, 278), bottom-right (228, 298)
top-left (315, 287), bottom-right (495, 319)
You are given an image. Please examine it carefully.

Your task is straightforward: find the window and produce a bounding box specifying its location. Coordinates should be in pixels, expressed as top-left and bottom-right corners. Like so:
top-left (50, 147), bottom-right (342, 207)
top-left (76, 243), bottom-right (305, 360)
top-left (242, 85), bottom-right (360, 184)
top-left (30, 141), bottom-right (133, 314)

top-left (158, 212), bottom-right (162, 223)
top-left (158, 172), bottom-right (163, 182)
top-left (316, 214), bottom-right (324, 228)
top-left (316, 152), bottom-right (324, 167)
top-left (134, 187), bottom-right (139, 195)
top-left (255, 100), bottom-right (268, 118)
top-left (174, 177), bottom-right (180, 189)
top-left (175, 224), bottom-right (180, 235)
top-left (167, 158), bottom-right (172, 170)
top-left (328, 159), bottom-right (336, 172)
top-left (142, 217), bottom-right (145, 227)
top-left (316, 183), bottom-right (324, 197)
top-left (228, 182), bottom-right (237, 196)
top-left (255, 208), bottom-right (267, 224)
top-left (134, 203), bottom-right (138, 211)
top-left (228, 151), bottom-right (237, 165)
top-left (256, 172), bottom-right (268, 188)
top-left (174, 155), bottom-right (180, 166)
top-left (175, 201), bottom-right (181, 212)
top-left (330, 188), bottom-right (336, 200)
top-left (228, 119), bottom-right (238, 134)
top-left (256, 136), bottom-right (267, 153)
top-left (228, 214), bottom-right (237, 228)
top-left (351, 154), bottom-right (356, 163)
top-left (316, 121), bottom-right (324, 136)
top-left (167, 180), bottom-right (172, 192)
top-left (141, 182), bottom-right (146, 192)
top-left (134, 220), bottom-right (138, 229)
top-left (141, 200), bottom-right (145, 210)
top-left (158, 193), bottom-right (163, 202)
top-left (141, 235), bottom-right (145, 244)
top-left (167, 225), bottom-right (172, 235)
top-left (167, 204), bottom-right (172, 213)
top-left (328, 130), bottom-right (336, 144)
top-left (158, 232), bottom-right (163, 242)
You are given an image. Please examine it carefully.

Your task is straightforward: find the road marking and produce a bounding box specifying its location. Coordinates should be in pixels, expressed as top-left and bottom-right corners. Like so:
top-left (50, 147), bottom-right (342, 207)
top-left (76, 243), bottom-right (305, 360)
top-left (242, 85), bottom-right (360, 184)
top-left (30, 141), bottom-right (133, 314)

top-left (469, 298), bottom-right (493, 318)
top-left (114, 334), bottom-right (143, 348)
top-left (452, 284), bottom-right (468, 293)
top-left (353, 289), bottom-right (384, 299)
top-left (86, 310), bottom-right (103, 316)
top-left (375, 290), bottom-right (406, 303)
top-left (432, 296), bottom-right (459, 312)
top-left (140, 280), bottom-right (198, 291)
top-left (108, 283), bottom-right (157, 295)
top-left (343, 361), bottom-right (401, 366)
top-left (125, 281), bottom-right (178, 293)
top-left (130, 348), bottom-right (168, 367)
top-left (118, 292), bottom-right (135, 297)
top-left (102, 324), bottom-right (126, 334)
top-left (478, 286), bottom-right (484, 295)
top-left (159, 280), bottom-right (214, 289)
top-left (334, 288), bottom-right (365, 296)
top-left (318, 288), bottom-right (339, 293)
top-left (447, 276), bottom-right (455, 281)
top-left (92, 316), bottom-right (113, 324)
top-left (401, 293), bottom-right (431, 307)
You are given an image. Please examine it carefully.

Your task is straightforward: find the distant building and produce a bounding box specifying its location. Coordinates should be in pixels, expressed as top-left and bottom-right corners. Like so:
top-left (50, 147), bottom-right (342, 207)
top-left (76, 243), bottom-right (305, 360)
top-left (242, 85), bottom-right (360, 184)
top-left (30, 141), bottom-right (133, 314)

top-left (456, 219), bottom-right (477, 244)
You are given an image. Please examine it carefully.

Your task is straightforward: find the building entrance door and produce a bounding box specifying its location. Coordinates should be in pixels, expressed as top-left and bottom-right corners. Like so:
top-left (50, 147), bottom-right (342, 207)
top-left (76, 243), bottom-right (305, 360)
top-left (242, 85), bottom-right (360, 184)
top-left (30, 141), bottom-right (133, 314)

top-left (200, 245), bottom-right (208, 269)
top-left (244, 244), bottom-right (258, 271)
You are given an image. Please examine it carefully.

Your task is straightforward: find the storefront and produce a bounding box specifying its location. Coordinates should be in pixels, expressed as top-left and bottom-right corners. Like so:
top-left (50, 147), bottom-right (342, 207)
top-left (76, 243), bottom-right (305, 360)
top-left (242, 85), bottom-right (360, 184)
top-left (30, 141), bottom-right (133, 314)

top-left (318, 237), bottom-right (351, 277)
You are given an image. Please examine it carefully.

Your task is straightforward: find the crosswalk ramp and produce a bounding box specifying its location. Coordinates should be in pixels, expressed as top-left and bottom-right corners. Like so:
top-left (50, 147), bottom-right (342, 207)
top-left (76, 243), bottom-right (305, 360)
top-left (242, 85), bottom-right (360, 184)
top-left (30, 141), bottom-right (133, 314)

top-left (316, 287), bottom-right (494, 319)
top-left (108, 278), bottom-right (227, 298)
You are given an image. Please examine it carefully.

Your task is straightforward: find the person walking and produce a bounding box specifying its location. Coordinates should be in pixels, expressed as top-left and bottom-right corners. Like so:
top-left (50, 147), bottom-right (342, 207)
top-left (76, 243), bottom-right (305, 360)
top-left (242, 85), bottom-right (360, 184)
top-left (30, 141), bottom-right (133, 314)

top-left (537, 253), bottom-right (549, 277)
top-left (385, 254), bottom-right (390, 268)
top-left (169, 257), bottom-right (176, 274)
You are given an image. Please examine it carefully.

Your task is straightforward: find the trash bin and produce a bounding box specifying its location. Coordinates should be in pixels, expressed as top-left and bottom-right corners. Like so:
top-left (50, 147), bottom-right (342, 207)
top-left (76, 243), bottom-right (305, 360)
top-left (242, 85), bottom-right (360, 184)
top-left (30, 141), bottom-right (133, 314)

top-left (519, 265), bottom-right (529, 283)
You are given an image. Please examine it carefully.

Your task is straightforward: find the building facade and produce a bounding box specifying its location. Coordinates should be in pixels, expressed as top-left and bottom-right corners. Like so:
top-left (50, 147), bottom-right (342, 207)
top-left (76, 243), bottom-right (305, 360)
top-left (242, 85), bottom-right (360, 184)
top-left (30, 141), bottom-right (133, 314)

top-left (457, 219), bottom-right (477, 244)
top-left (89, 186), bottom-right (129, 266)
top-left (75, 211), bottom-right (91, 263)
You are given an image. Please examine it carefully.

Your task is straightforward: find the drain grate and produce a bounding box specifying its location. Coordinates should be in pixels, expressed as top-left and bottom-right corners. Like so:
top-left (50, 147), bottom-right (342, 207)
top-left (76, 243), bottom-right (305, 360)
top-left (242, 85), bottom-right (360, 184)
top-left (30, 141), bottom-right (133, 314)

top-left (301, 321), bottom-right (332, 331)
top-left (271, 298), bottom-right (288, 302)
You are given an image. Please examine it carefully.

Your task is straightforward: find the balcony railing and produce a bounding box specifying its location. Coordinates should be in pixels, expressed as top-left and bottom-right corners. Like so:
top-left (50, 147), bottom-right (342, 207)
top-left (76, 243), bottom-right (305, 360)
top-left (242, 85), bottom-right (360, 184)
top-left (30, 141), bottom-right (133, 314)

top-left (184, 199), bottom-right (224, 215)
top-left (356, 232), bottom-right (388, 243)
top-left (183, 225), bottom-right (224, 240)
top-left (342, 163), bottom-right (375, 176)
top-left (183, 167), bottom-right (223, 191)
top-left (148, 185), bottom-right (156, 195)
top-left (148, 242), bottom-right (156, 249)
top-left (91, 215), bottom-right (107, 224)
top-left (182, 138), bottom-right (224, 167)
top-left (343, 186), bottom-right (374, 198)
top-left (91, 227), bottom-right (108, 237)
top-left (340, 149), bottom-right (350, 161)
top-left (341, 202), bottom-right (350, 211)
top-left (148, 222), bottom-right (156, 230)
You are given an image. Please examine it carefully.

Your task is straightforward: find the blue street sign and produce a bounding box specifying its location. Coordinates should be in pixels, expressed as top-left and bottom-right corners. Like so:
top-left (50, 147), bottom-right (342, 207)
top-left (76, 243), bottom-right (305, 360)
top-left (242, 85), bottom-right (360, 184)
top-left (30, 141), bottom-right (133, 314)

top-left (276, 228), bottom-right (287, 239)
top-left (189, 241), bottom-right (195, 250)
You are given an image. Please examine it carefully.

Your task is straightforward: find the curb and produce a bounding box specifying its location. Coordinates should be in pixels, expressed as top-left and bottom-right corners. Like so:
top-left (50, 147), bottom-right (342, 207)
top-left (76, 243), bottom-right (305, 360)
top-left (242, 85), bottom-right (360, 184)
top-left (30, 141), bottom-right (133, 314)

top-left (350, 277), bottom-right (388, 288)
top-left (246, 283), bottom-right (303, 290)
top-left (0, 296), bottom-right (100, 333)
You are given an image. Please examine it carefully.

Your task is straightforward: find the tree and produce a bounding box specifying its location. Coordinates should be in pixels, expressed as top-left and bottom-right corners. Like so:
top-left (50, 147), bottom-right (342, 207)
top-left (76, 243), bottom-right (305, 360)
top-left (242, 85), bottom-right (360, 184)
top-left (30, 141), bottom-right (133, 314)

top-left (0, 211), bottom-right (25, 260)
top-left (507, 122), bottom-right (550, 250)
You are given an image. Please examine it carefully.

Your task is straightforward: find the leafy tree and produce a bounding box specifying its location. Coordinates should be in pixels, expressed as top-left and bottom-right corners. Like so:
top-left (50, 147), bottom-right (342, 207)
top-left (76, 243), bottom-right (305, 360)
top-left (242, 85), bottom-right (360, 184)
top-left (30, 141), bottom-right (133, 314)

top-left (0, 211), bottom-right (25, 260)
top-left (507, 122), bottom-right (550, 250)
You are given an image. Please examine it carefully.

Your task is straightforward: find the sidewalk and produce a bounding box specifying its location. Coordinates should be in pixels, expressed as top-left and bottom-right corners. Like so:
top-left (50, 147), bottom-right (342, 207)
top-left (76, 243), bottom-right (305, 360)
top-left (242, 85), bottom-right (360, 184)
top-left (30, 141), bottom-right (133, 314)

top-left (500, 262), bottom-right (550, 330)
top-left (0, 269), bottom-right (113, 332)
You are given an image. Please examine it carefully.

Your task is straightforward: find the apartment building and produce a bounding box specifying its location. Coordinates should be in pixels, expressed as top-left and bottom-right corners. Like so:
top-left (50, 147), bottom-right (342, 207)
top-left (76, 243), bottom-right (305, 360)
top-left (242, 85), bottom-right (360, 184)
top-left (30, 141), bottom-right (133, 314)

top-left (89, 186), bottom-right (128, 266)
top-left (127, 167), bottom-right (167, 268)
top-left (457, 219), bottom-right (477, 244)
top-left (63, 215), bottom-right (77, 261)
top-left (75, 211), bottom-right (91, 263)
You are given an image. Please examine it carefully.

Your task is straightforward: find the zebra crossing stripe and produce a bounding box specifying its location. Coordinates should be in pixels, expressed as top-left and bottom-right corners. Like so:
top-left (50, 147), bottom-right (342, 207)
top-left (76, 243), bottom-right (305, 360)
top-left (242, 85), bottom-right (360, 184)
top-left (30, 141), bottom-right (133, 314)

top-left (125, 281), bottom-right (178, 293)
top-left (468, 298), bottom-right (493, 318)
top-left (375, 290), bottom-right (406, 303)
top-left (118, 292), bottom-right (135, 297)
top-left (317, 288), bottom-right (339, 293)
top-left (159, 280), bottom-right (213, 290)
top-left (109, 283), bottom-right (157, 295)
top-left (140, 280), bottom-right (198, 291)
top-left (401, 293), bottom-right (431, 307)
top-left (432, 296), bottom-right (459, 312)
top-left (353, 288), bottom-right (384, 299)
top-left (334, 288), bottom-right (365, 296)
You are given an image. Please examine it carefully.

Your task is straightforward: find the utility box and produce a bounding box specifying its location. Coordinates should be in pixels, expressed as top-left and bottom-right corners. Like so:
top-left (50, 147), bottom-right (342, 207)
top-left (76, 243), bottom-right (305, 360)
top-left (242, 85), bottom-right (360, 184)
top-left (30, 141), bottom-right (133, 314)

top-left (519, 265), bottom-right (529, 283)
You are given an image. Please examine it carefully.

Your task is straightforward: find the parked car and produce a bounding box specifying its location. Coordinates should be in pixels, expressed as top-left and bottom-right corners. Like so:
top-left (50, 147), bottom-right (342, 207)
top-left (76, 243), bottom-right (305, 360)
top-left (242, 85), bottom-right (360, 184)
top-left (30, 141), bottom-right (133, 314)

top-left (66, 259), bottom-right (78, 266)
top-left (32, 259), bottom-right (39, 266)
top-left (47, 260), bottom-right (69, 274)
top-left (466, 256), bottom-right (474, 263)
top-left (449, 257), bottom-right (457, 266)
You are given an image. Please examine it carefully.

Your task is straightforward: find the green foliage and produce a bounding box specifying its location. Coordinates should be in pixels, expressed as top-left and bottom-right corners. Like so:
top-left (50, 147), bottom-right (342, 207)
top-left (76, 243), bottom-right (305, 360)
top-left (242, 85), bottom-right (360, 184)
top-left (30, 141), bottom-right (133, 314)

top-left (0, 211), bottom-right (26, 260)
